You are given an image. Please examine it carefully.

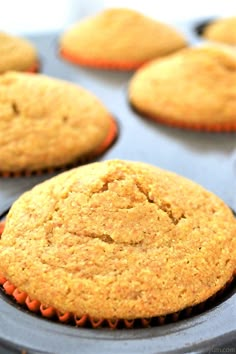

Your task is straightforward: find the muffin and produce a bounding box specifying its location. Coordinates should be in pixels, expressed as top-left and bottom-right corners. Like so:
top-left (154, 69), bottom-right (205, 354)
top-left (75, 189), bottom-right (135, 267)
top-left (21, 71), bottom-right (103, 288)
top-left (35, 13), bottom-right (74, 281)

top-left (0, 32), bottom-right (38, 74)
top-left (60, 8), bottom-right (187, 70)
top-left (0, 72), bottom-right (117, 175)
top-left (129, 45), bottom-right (236, 131)
top-left (0, 160), bottom-right (235, 327)
top-left (203, 17), bottom-right (236, 45)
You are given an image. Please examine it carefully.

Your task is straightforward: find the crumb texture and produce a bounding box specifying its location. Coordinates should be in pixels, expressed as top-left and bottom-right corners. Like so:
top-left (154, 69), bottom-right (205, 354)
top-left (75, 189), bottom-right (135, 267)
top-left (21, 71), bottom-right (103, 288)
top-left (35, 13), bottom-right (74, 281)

top-left (129, 46), bottom-right (236, 126)
top-left (0, 72), bottom-right (111, 172)
top-left (203, 17), bottom-right (236, 45)
top-left (60, 8), bottom-right (186, 64)
top-left (0, 160), bottom-right (235, 319)
top-left (0, 32), bottom-right (37, 73)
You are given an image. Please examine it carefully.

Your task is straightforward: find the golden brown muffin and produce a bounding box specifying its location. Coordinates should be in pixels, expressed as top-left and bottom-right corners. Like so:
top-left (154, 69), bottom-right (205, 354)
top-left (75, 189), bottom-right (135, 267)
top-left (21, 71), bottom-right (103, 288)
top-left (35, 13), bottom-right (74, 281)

top-left (129, 45), bottom-right (236, 131)
top-left (0, 72), bottom-right (116, 174)
top-left (203, 17), bottom-right (236, 45)
top-left (0, 32), bottom-right (38, 74)
top-left (60, 8), bottom-right (187, 70)
top-left (0, 160), bottom-right (235, 320)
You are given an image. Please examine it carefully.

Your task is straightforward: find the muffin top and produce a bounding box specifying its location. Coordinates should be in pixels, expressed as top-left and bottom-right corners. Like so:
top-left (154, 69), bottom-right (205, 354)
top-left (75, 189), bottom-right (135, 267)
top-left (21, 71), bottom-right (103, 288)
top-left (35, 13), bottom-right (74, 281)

top-left (0, 71), bottom-right (112, 172)
top-left (0, 32), bottom-right (38, 74)
top-left (129, 45), bottom-right (236, 127)
top-left (203, 17), bottom-right (236, 45)
top-left (0, 160), bottom-right (235, 319)
top-left (60, 8), bottom-right (186, 66)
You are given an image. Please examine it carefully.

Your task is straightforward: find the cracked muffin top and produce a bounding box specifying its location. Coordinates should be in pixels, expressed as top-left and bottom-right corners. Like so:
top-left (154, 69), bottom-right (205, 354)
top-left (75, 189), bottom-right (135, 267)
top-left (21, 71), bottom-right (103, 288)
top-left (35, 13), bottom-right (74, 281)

top-left (129, 45), bottom-right (236, 129)
top-left (0, 71), bottom-right (113, 173)
top-left (0, 160), bottom-right (235, 319)
top-left (203, 17), bottom-right (236, 45)
top-left (60, 8), bottom-right (187, 68)
top-left (0, 32), bottom-right (38, 74)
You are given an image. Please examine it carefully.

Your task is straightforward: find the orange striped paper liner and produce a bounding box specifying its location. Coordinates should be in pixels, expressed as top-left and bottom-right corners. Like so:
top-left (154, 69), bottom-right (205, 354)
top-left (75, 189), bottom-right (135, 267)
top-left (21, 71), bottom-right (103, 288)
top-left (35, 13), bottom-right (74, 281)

top-left (60, 48), bottom-right (146, 71)
top-left (130, 104), bottom-right (236, 132)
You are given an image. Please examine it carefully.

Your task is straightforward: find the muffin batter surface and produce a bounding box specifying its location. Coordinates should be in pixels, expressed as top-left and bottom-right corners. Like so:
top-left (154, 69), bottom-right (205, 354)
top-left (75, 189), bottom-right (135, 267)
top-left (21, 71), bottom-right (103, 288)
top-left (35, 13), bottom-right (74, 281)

top-left (60, 8), bottom-right (187, 68)
top-left (203, 17), bottom-right (236, 45)
top-left (0, 32), bottom-right (38, 74)
top-left (129, 46), bottom-right (236, 129)
top-left (0, 72), bottom-right (112, 172)
top-left (0, 160), bottom-right (235, 319)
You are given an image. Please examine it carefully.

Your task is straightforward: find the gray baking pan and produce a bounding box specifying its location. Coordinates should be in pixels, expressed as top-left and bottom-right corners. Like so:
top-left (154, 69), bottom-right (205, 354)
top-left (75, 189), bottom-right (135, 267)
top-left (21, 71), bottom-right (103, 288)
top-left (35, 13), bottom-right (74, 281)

top-left (0, 19), bottom-right (235, 354)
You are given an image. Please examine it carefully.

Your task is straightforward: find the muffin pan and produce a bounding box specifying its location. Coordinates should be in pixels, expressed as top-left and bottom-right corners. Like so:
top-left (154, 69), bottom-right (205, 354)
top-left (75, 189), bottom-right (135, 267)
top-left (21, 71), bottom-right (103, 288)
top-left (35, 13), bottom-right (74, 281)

top-left (0, 19), bottom-right (235, 354)
top-left (194, 18), bottom-right (216, 36)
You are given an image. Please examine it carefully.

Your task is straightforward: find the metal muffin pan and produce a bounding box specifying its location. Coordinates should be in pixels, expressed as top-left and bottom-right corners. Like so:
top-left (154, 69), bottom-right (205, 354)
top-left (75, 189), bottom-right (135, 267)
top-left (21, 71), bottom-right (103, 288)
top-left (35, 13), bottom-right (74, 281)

top-left (194, 18), bottom-right (215, 36)
top-left (0, 19), bottom-right (235, 354)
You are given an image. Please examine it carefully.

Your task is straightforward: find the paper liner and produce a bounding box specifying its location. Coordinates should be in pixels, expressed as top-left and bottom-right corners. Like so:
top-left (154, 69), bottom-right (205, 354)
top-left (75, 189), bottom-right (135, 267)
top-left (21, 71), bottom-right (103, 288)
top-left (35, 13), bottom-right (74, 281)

top-left (0, 115), bottom-right (118, 178)
top-left (26, 62), bottom-right (39, 73)
top-left (60, 48), bottom-right (146, 71)
top-left (130, 103), bottom-right (236, 132)
top-left (0, 221), bottom-right (235, 329)
top-left (0, 222), bottom-right (5, 234)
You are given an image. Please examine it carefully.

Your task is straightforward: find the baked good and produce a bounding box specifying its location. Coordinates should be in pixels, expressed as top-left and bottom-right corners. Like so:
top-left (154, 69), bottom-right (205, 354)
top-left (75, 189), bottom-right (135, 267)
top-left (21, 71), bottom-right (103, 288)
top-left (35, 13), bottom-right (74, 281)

top-left (129, 45), bottom-right (236, 131)
top-left (0, 32), bottom-right (38, 73)
top-left (0, 72), bottom-right (117, 175)
top-left (203, 17), bottom-right (236, 45)
top-left (0, 160), bottom-right (235, 324)
top-left (60, 8), bottom-right (187, 70)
